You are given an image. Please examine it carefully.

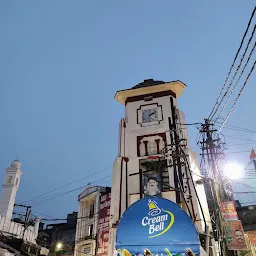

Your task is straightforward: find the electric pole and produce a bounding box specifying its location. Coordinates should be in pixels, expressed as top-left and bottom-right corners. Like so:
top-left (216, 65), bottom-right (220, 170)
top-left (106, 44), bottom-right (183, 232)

top-left (199, 119), bottom-right (235, 256)
top-left (14, 203), bottom-right (32, 239)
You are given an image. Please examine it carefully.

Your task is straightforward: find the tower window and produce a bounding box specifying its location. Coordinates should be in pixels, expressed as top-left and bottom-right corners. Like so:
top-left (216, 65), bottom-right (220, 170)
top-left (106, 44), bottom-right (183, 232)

top-left (6, 176), bottom-right (12, 184)
top-left (15, 178), bottom-right (19, 186)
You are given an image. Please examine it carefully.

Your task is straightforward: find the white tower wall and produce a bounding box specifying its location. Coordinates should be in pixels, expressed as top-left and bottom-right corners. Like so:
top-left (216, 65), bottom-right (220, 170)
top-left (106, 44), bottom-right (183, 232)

top-left (0, 160), bottom-right (22, 220)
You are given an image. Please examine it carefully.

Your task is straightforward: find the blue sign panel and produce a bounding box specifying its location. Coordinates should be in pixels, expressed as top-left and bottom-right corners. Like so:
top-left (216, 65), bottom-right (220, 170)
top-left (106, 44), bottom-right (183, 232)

top-left (116, 197), bottom-right (200, 256)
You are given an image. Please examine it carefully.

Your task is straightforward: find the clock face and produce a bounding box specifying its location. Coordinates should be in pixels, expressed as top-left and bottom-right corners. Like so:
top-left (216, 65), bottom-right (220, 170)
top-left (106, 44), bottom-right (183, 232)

top-left (142, 108), bottom-right (158, 123)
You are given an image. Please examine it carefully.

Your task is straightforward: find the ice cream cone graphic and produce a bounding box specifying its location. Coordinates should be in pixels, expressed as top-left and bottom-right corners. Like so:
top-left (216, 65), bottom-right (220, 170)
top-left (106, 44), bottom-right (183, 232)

top-left (122, 249), bottom-right (132, 256)
top-left (144, 248), bottom-right (153, 256)
top-left (116, 249), bottom-right (132, 256)
top-left (148, 199), bottom-right (161, 216)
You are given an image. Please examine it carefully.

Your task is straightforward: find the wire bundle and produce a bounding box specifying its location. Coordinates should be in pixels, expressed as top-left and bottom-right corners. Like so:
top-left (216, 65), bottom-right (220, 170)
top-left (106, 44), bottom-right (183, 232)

top-left (208, 7), bottom-right (256, 132)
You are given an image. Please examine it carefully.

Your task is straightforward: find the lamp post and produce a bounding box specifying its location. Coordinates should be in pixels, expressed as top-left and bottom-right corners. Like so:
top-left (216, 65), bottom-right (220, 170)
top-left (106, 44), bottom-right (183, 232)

top-left (55, 242), bottom-right (74, 256)
top-left (56, 242), bottom-right (63, 251)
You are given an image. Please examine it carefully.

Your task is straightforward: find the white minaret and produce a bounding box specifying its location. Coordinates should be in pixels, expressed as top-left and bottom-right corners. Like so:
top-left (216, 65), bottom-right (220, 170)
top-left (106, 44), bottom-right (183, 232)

top-left (0, 160), bottom-right (22, 220)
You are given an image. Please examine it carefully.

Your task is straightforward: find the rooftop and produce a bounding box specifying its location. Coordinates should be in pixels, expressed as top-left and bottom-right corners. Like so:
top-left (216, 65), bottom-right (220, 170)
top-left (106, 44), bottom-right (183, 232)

top-left (132, 79), bottom-right (166, 89)
top-left (115, 79), bottom-right (186, 104)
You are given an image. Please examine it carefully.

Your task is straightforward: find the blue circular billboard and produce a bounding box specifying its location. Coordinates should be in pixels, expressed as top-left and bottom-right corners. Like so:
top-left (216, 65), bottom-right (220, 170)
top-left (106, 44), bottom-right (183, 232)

top-left (116, 197), bottom-right (200, 255)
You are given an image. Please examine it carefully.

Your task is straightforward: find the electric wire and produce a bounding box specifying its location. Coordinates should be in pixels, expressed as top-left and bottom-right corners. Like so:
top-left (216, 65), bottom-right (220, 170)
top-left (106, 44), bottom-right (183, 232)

top-left (208, 6), bottom-right (256, 120)
top-left (224, 134), bottom-right (256, 143)
top-left (215, 119), bottom-right (256, 133)
top-left (218, 59), bottom-right (256, 132)
top-left (19, 166), bottom-right (111, 204)
top-left (233, 191), bottom-right (256, 193)
top-left (212, 25), bottom-right (256, 121)
top-left (180, 147), bottom-right (207, 234)
top-left (217, 126), bottom-right (256, 134)
top-left (31, 174), bottom-right (112, 207)
top-left (232, 180), bottom-right (256, 191)
top-left (227, 142), bottom-right (256, 146)
top-left (225, 150), bottom-right (251, 154)
top-left (215, 42), bottom-right (256, 128)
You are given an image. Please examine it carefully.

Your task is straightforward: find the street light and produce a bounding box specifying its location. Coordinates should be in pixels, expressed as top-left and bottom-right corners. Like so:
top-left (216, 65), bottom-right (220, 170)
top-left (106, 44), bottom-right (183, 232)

top-left (223, 162), bottom-right (244, 179)
top-left (56, 242), bottom-right (63, 251)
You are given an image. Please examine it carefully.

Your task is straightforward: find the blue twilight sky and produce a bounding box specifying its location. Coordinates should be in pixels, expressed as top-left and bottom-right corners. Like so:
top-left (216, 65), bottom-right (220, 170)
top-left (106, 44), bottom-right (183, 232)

top-left (1, 1), bottom-right (256, 220)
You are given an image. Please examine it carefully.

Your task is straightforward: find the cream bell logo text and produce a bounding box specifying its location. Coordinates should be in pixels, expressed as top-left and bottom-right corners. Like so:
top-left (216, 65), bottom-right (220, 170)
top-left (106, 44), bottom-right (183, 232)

top-left (141, 199), bottom-right (174, 238)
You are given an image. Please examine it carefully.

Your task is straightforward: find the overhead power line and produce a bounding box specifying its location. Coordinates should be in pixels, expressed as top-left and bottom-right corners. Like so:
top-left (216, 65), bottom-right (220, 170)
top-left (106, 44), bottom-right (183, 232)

top-left (215, 122), bottom-right (256, 134)
top-left (215, 31), bottom-right (256, 122)
top-left (33, 211), bottom-right (61, 220)
top-left (233, 191), bottom-right (256, 194)
top-left (212, 25), bottom-right (256, 121)
top-left (232, 180), bottom-right (256, 191)
top-left (31, 174), bottom-right (112, 207)
top-left (215, 119), bottom-right (256, 133)
top-left (218, 59), bottom-right (256, 132)
top-left (228, 142), bottom-right (256, 146)
top-left (224, 134), bottom-right (256, 143)
top-left (225, 150), bottom-right (251, 154)
top-left (35, 201), bottom-right (107, 222)
top-left (19, 166), bottom-right (111, 204)
top-left (208, 6), bottom-right (256, 120)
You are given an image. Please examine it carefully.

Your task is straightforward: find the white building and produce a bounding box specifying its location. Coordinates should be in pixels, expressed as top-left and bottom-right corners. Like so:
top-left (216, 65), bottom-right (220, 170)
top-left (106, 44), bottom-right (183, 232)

top-left (0, 160), bottom-right (40, 244)
top-left (108, 79), bottom-right (215, 255)
top-left (75, 186), bottom-right (111, 256)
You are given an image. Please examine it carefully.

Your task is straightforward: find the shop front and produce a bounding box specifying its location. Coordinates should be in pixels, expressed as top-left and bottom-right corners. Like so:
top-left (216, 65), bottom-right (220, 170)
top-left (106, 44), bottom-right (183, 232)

top-left (115, 197), bottom-right (200, 256)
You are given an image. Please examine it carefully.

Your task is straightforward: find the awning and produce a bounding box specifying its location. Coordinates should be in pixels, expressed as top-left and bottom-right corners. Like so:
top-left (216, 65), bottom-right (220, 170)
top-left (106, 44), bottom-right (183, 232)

top-left (116, 197), bottom-right (200, 255)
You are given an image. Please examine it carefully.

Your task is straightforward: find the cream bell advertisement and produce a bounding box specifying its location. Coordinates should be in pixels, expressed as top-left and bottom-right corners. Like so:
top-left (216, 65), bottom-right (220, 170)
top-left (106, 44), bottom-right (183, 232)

top-left (115, 197), bottom-right (199, 256)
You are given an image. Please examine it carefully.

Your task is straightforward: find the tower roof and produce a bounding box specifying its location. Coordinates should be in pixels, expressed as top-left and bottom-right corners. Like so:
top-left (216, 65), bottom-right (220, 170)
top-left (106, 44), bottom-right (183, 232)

top-left (115, 79), bottom-right (186, 104)
top-left (10, 160), bottom-right (21, 170)
top-left (132, 79), bottom-right (166, 89)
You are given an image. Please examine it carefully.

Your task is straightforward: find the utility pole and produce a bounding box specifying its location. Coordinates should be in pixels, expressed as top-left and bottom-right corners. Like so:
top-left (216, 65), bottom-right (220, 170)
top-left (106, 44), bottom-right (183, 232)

top-left (199, 119), bottom-right (235, 256)
top-left (164, 100), bottom-right (210, 253)
top-left (14, 203), bottom-right (32, 240)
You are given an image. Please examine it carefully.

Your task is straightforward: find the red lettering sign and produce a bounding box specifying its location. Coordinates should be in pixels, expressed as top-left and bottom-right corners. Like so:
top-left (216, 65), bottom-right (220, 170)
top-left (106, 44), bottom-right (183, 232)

top-left (97, 193), bottom-right (111, 256)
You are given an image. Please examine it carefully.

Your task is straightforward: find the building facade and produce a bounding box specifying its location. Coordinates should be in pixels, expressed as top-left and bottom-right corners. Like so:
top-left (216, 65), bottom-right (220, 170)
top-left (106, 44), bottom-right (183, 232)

top-left (108, 79), bottom-right (214, 255)
top-left (75, 186), bottom-right (111, 256)
top-left (0, 160), bottom-right (40, 244)
top-left (42, 211), bottom-right (78, 254)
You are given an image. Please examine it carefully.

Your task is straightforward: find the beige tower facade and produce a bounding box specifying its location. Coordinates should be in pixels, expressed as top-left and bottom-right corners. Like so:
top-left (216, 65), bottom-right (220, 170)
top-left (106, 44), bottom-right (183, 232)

top-left (108, 79), bottom-right (214, 255)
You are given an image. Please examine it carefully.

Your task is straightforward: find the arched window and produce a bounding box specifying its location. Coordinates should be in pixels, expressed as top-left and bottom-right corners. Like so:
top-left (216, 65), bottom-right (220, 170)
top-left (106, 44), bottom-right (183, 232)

top-left (15, 177), bottom-right (19, 186)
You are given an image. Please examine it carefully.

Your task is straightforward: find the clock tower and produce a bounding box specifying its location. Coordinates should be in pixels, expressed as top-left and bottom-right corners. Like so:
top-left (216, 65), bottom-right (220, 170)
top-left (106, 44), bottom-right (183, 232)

top-left (0, 160), bottom-right (22, 220)
top-left (108, 79), bottom-right (213, 255)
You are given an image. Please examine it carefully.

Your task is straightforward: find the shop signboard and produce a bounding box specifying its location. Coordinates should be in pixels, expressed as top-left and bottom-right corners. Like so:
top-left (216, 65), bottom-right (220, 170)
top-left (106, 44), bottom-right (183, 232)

top-left (97, 193), bottom-right (111, 256)
top-left (221, 201), bottom-right (238, 221)
top-left (247, 231), bottom-right (256, 246)
top-left (224, 220), bottom-right (248, 250)
top-left (83, 246), bottom-right (91, 256)
top-left (116, 197), bottom-right (200, 255)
